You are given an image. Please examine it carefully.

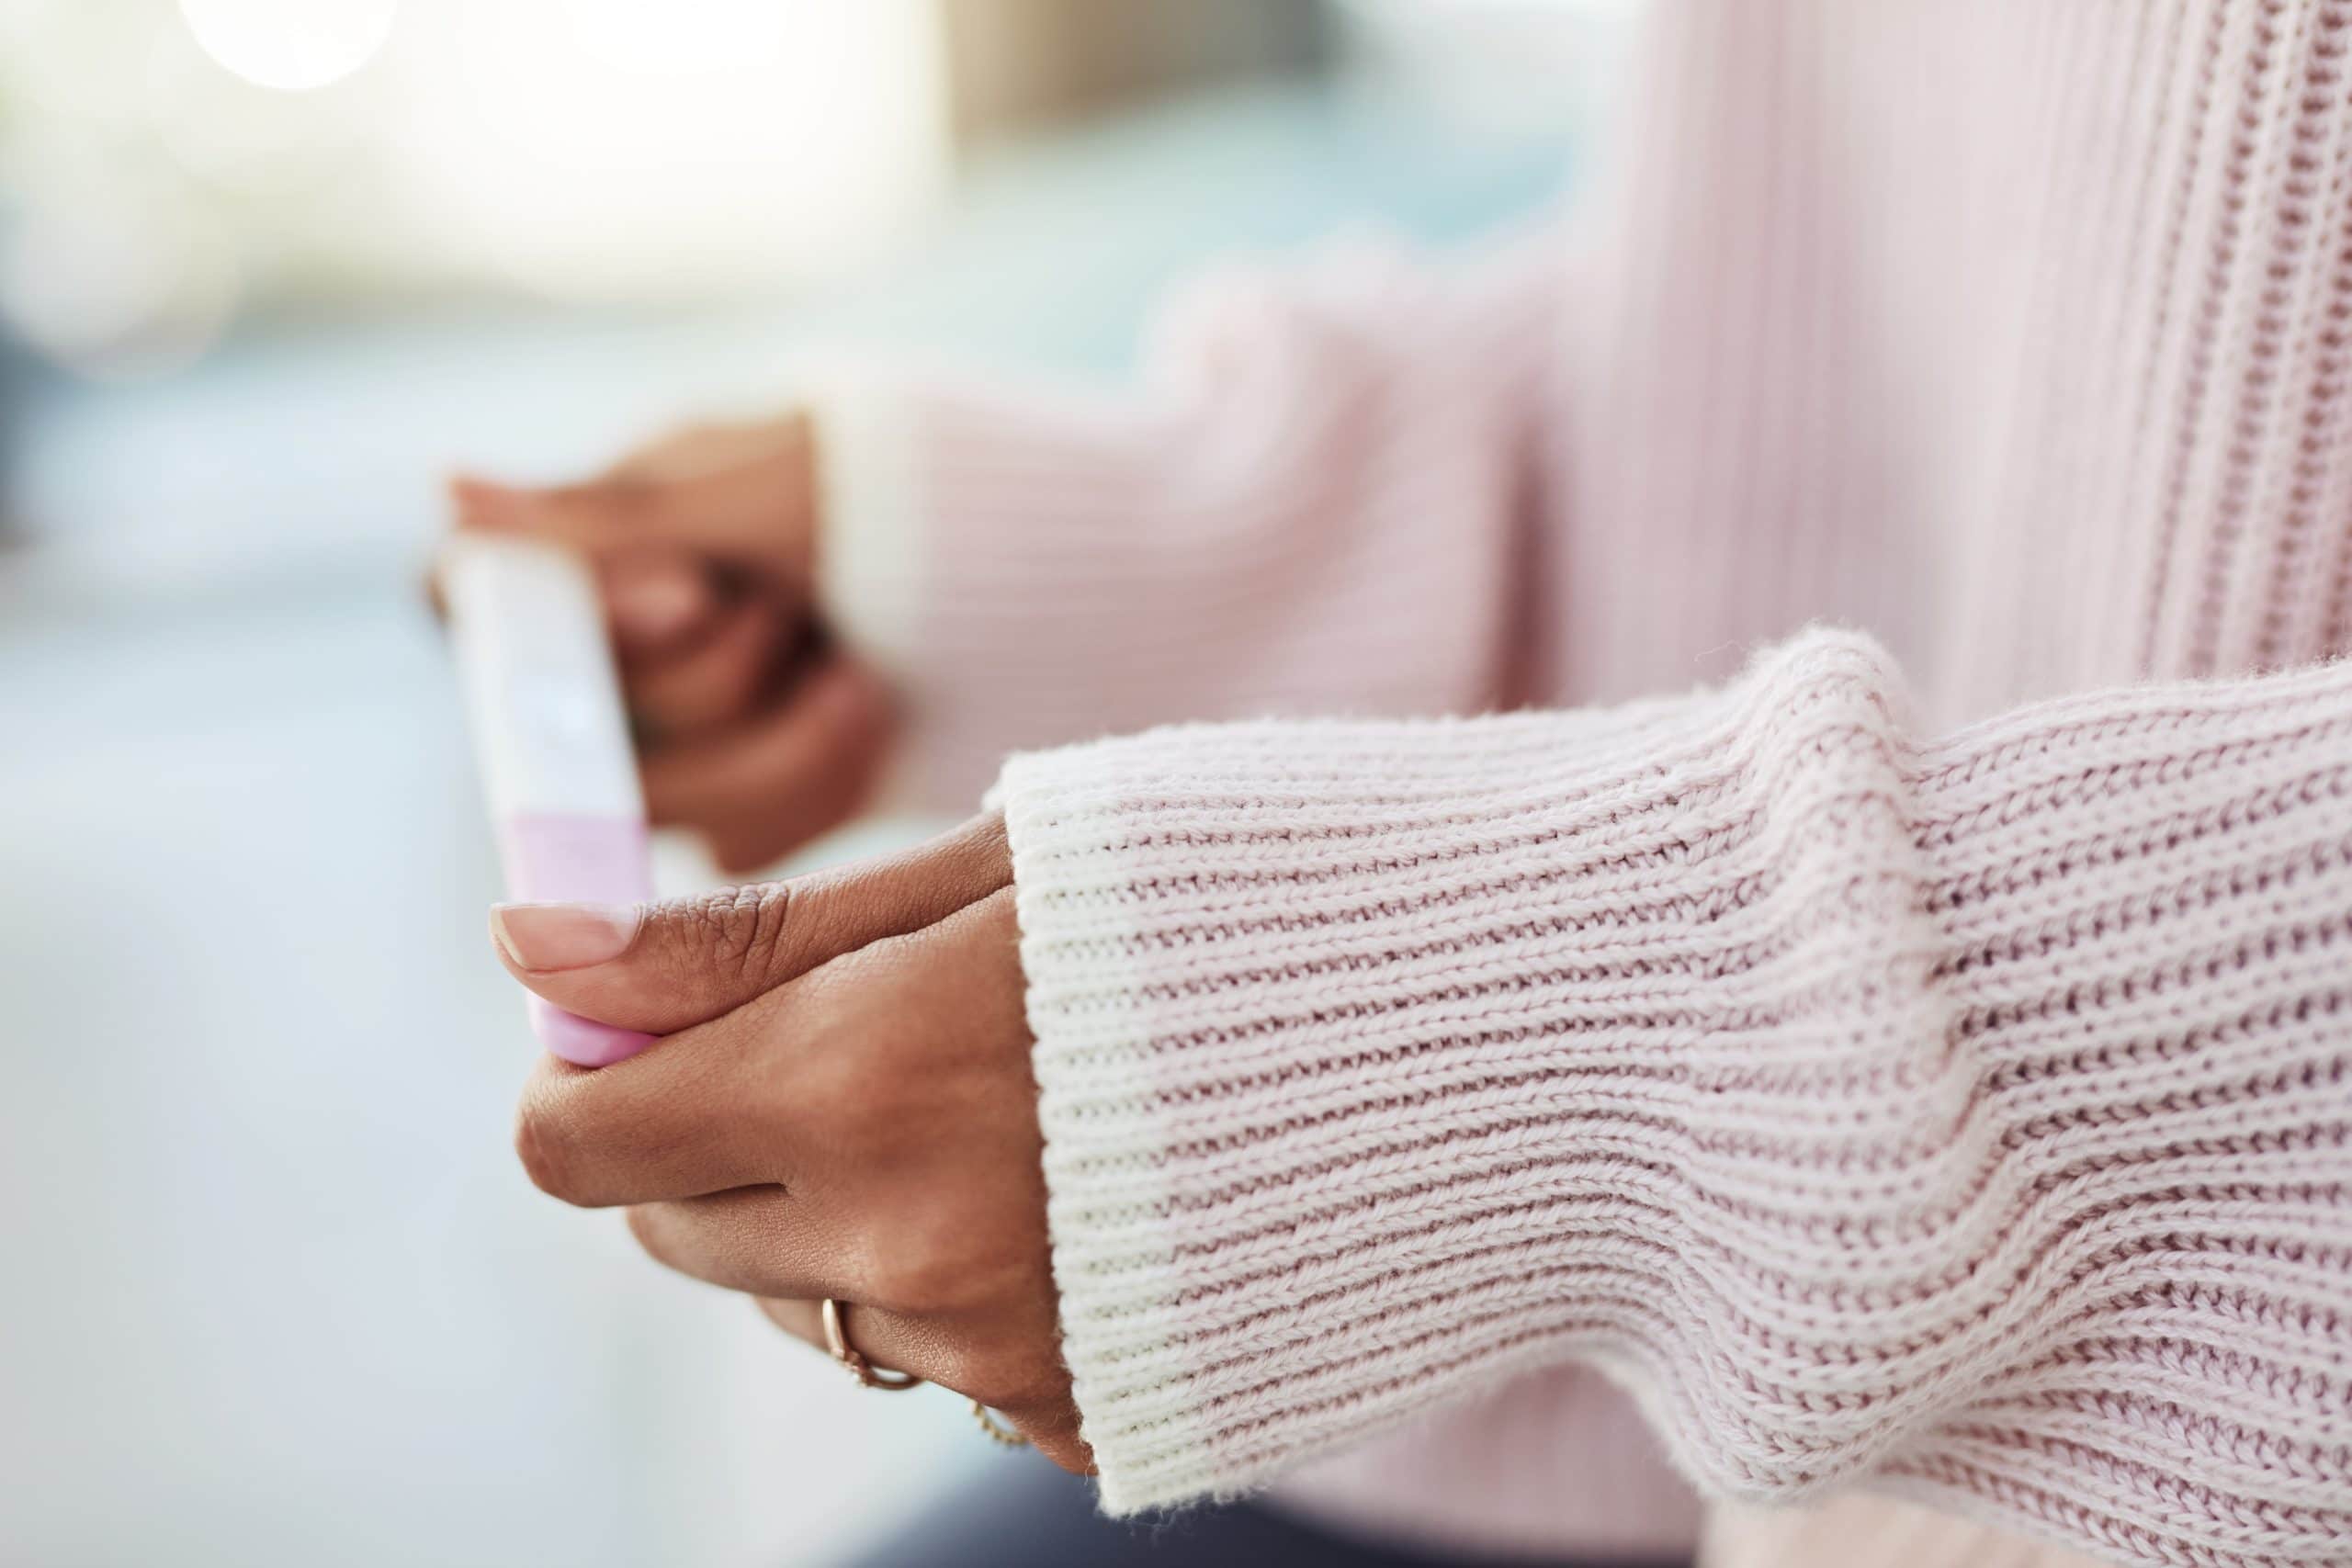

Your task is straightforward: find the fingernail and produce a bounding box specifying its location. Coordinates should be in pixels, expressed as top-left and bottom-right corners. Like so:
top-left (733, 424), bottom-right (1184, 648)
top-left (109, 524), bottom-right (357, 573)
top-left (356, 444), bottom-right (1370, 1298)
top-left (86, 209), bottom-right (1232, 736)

top-left (490, 902), bottom-right (641, 972)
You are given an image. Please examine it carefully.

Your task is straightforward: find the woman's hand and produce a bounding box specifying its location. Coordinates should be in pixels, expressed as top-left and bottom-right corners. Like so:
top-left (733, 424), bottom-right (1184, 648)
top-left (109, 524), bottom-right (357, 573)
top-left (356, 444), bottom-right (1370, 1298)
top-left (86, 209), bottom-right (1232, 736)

top-left (450, 414), bottom-right (894, 874)
top-left (486, 813), bottom-right (1088, 1470)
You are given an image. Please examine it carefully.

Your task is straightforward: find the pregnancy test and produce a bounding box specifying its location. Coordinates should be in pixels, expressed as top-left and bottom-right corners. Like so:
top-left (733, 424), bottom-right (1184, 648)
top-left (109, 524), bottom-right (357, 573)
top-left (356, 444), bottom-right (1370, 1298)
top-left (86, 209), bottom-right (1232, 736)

top-left (444, 535), bottom-right (656, 1066)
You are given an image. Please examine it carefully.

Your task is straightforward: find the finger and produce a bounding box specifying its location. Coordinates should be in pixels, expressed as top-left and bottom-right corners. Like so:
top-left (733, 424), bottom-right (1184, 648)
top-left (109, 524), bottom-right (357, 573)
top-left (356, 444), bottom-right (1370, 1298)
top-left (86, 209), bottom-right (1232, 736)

top-left (449, 442), bottom-right (808, 584)
top-left (753, 1296), bottom-right (943, 1389)
top-left (752, 1298), bottom-right (1091, 1472)
top-left (1000, 1399), bottom-right (1094, 1475)
top-left (428, 528), bottom-right (728, 668)
top-left (621, 589), bottom-right (795, 740)
top-left (641, 657), bottom-right (895, 874)
top-left (600, 549), bottom-right (728, 660)
top-left (755, 1296), bottom-right (824, 1347)
top-left (605, 419), bottom-right (804, 485)
top-left (488, 805), bottom-right (1012, 1038)
top-left (512, 1047), bottom-right (780, 1208)
top-left (626, 1188), bottom-right (854, 1301)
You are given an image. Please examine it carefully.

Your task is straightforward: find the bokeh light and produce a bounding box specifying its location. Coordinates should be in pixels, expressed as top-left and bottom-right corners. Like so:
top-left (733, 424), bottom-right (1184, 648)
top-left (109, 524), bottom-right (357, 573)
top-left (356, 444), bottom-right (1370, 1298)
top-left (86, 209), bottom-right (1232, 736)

top-left (146, 19), bottom-right (371, 195)
top-left (381, 0), bottom-right (946, 303)
top-left (177, 0), bottom-right (398, 92)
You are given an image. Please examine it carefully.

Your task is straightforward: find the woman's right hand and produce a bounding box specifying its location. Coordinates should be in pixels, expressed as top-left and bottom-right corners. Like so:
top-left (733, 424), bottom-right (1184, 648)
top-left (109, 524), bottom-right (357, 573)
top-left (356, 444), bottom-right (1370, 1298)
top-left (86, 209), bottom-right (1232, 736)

top-left (450, 414), bottom-right (896, 874)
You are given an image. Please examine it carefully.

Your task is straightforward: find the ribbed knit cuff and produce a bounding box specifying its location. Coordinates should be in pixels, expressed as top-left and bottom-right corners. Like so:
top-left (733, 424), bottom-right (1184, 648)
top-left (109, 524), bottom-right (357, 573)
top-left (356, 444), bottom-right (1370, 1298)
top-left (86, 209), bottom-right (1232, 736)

top-left (1004, 627), bottom-right (2352, 1559)
top-left (996, 633), bottom-right (1897, 1512)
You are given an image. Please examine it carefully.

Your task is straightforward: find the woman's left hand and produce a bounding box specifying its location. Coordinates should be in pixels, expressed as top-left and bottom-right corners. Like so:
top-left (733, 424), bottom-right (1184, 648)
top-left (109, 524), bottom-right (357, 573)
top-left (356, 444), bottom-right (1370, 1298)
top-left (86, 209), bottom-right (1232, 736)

top-left (487, 813), bottom-right (1088, 1470)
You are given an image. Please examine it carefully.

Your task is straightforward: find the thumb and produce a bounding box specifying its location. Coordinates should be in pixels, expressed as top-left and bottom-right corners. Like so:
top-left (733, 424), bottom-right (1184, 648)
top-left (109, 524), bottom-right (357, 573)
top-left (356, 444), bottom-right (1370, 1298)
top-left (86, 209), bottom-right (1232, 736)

top-left (486, 814), bottom-right (1012, 1038)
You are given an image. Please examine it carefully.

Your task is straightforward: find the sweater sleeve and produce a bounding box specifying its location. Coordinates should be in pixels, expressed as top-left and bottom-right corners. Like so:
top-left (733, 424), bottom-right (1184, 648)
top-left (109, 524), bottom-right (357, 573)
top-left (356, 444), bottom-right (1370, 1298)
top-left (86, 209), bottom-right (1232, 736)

top-left (808, 231), bottom-right (1564, 810)
top-left (1001, 627), bottom-right (2352, 1568)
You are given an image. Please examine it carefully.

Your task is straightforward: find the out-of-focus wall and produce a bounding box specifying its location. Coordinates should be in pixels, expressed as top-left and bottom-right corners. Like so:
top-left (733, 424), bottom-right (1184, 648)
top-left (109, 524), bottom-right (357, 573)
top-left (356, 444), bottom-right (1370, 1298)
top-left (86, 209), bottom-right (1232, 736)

top-left (0, 0), bottom-right (953, 367)
top-left (0, 0), bottom-right (1334, 378)
top-left (0, 0), bottom-right (1604, 386)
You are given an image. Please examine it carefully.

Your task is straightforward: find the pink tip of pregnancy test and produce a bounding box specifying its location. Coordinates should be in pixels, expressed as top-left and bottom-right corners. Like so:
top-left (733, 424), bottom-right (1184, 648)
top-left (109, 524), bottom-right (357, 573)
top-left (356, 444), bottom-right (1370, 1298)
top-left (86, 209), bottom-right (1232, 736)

top-left (500, 811), bottom-right (657, 1067)
top-left (527, 996), bottom-right (657, 1068)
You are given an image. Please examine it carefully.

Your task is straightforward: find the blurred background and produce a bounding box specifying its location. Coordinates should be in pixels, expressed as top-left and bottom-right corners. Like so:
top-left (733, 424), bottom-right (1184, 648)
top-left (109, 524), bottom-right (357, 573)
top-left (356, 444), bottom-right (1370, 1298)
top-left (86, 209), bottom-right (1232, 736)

top-left (0, 1), bottom-right (1624, 1562)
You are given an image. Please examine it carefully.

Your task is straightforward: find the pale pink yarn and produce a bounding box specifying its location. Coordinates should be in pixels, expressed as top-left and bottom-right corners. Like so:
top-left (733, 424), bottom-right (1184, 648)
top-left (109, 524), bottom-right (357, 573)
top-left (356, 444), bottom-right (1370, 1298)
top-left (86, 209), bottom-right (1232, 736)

top-left (817, 2), bottom-right (2352, 1562)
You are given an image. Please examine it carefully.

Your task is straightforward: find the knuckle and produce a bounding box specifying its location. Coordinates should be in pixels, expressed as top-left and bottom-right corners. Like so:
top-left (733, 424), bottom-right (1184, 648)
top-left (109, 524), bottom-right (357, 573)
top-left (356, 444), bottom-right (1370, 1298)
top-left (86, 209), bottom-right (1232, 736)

top-left (512, 1083), bottom-right (594, 1205)
top-left (511, 1105), bottom-right (568, 1201)
top-left (675, 882), bottom-right (795, 987)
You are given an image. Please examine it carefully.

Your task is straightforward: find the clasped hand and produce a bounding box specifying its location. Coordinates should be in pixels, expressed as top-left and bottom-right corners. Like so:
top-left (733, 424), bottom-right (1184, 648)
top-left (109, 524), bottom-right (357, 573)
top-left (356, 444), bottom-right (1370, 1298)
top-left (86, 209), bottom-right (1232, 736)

top-left (490, 813), bottom-right (1088, 1471)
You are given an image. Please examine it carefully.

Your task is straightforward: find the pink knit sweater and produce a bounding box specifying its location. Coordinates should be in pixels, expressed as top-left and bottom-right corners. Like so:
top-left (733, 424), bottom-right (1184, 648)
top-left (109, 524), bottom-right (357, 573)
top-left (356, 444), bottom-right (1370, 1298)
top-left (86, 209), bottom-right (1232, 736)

top-left (815, 2), bottom-right (2352, 1563)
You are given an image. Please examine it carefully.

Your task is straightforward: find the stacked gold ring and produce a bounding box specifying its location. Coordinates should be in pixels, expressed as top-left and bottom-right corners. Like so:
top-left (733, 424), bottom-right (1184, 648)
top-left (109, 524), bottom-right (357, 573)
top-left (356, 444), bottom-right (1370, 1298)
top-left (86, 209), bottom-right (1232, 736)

top-left (968, 1402), bottom-right (1027, 1446)
top-left (819, 1298), bottom-right (921, 1392)
top-left (820, 1298), bottom-right (1032, 1448)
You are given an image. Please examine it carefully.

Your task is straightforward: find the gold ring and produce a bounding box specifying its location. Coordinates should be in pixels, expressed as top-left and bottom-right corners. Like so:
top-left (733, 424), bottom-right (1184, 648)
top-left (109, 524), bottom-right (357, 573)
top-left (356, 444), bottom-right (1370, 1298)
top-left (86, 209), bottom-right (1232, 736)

top-left (820, 1299), bottom-right (922, 1392)
top-left (970, 1401), bottom-right (1029, 1447)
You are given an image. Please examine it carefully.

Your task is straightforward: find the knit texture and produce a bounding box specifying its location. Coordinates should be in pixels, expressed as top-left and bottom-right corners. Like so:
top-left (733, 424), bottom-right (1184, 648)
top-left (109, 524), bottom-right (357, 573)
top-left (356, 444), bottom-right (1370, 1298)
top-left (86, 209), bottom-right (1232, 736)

top-left (819, 233), bottom-right (1562, 808)
top-left (1002, 630), bottom-right (2352, 1562)
top-left (812, 0), bottom-right (2352, 1560)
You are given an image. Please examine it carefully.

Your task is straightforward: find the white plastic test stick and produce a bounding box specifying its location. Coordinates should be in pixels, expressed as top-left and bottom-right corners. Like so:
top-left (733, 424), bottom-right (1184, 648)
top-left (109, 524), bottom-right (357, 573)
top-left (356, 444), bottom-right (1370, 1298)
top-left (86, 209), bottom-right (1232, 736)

top-left (444, 535), bottom-right (656, 1066)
